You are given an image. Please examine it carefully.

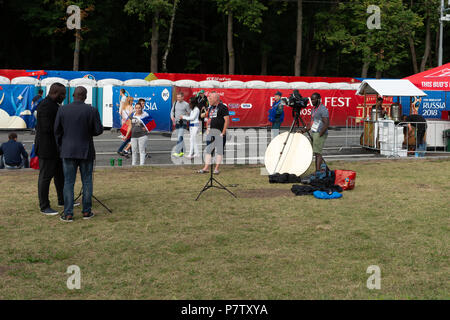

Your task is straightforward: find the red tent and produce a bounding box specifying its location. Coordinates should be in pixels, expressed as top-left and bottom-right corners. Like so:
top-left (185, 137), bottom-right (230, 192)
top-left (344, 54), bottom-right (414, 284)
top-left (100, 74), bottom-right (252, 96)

top-left (403, 63), bottom-right (450, 91)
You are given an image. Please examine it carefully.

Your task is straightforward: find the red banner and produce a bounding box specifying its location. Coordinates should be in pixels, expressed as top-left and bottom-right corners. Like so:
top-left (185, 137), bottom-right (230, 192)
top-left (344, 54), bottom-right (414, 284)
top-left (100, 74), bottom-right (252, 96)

top-left (176, 87), bottom-right (374, 127)
top-left (0, 69), bottom-right (47, 80)
top-left (154, 72), bottom-right (359, 84)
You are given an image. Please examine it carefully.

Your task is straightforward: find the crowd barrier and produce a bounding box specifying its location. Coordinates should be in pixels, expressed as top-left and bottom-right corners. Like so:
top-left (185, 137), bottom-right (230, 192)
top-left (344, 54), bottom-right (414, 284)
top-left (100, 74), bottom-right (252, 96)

top-left (345, 116), bottom-right (450, 157)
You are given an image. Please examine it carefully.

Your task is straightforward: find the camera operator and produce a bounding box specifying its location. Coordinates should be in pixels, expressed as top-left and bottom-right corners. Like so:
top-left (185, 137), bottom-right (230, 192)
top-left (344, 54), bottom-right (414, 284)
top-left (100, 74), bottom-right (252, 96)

top-left (301, 93), bottom-right (329, 174)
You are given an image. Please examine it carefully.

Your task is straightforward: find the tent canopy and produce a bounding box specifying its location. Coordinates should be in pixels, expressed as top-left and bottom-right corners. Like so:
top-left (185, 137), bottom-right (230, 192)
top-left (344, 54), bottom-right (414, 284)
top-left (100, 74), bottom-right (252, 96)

top-left (403, 62), bottom-right (450, 91)
top-left (356, 79), bottom-right (427, 97)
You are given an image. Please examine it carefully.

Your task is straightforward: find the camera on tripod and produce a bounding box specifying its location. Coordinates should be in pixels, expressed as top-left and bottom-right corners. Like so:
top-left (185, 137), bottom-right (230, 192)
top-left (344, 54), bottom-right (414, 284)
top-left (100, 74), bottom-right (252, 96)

top-left (287, 90), bottom-right (309, 114)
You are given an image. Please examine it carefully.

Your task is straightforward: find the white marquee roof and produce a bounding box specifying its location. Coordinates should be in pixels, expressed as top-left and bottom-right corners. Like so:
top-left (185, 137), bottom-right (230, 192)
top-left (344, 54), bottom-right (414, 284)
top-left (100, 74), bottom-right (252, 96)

top-left (356, 79), bottom-right (427, 97)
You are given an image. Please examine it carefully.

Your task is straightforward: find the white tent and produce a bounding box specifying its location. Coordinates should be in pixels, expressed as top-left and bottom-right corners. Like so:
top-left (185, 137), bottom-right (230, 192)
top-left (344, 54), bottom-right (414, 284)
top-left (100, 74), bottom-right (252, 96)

top-left (0, 76), bottom-right (10, 84)
top-left (97, 78), bottom-right (124, 86)
top-left (41, 77), bottom-right (69, 87)
top-left (69, 78), bottom-right (97, 87)
top-left (329, 82), bottom-right (354, 90)
top-left (222, 80), bottom-right (245, 88)
top-left (244, 80), bottom-right (267, 89)
top-left (356, 79), bottom-right (427, 97)
top-left (289, 82), bottom-right (311, 89)
top-left (350, 83), bottom-right (361, 90)
top-left (123, 79), bottom-right (149, 87)
top-left (150, 79), bottom-right (174, 86)
top-left (310, 82), bottom-right (331, 89)
top-left (174, 79), bottom-right (199, 88)
top-left (11, 76), bottom-right (40, 85)
top-left (198, 80), bottom-right (222, 88)
top-left (267, 81), bottom-right (290, 89)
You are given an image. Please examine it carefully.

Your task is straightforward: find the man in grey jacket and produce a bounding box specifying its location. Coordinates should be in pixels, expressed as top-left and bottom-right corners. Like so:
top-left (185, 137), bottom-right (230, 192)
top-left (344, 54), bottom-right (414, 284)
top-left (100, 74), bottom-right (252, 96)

top-left (170, 92), bottom-right (190, 157)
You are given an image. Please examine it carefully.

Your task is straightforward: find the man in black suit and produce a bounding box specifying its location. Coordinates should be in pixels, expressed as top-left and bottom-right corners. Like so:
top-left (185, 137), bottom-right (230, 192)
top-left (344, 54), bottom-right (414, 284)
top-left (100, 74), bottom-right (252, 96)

top-left (54, 86), bottom-right (103, 222)
top-left (35, 83), bottom-right (66, 215)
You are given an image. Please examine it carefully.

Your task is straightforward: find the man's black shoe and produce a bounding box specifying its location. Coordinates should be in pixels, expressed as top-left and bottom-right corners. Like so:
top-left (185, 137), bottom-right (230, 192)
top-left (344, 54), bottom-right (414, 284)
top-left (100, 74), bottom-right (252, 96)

top-left (41, 207), bottom-right (59, 216)
top-left (60, 214), bottom-right (74, 222)
top-left (83, 212), bottom-right (95, 220)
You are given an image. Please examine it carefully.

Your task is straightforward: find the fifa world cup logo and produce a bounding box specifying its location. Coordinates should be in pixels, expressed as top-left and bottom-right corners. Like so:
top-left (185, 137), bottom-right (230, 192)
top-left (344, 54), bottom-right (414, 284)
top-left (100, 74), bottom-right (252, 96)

top-left (411, 96), bottom-right (422, 115)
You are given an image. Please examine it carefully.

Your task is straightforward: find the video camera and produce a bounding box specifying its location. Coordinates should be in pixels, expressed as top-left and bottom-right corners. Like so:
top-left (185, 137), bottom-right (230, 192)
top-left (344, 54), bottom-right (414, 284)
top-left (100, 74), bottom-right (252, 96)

top-left (287, 90), bottom-right (309, 116)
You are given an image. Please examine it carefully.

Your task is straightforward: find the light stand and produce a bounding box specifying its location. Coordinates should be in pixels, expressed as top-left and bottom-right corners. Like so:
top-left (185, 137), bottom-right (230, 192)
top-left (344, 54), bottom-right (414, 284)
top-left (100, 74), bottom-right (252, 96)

top-left (74, 188), bottom-right (112, 214)
top-left (195, 149), bottom-right (237, 201)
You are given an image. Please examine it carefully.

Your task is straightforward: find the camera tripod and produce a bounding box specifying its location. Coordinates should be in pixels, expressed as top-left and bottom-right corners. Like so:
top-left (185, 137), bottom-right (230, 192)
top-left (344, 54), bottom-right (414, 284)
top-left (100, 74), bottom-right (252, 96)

top-left (74, 188), bottom-right (112, 214)
top-left (273, 109), bottom-right (330, 174)
top-left (195, 150), bottom-right (237, 201)
top-left (60, 162), bottom-right (112, 215)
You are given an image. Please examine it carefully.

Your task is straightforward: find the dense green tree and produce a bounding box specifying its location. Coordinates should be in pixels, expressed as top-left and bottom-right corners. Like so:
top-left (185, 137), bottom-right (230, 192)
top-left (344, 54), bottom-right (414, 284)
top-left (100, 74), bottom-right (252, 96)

top-left (215, 0), bottom-right (267, 74)
top-left (319, 0), bottom-right (423, 78)
top-left (124, 0), bottom-right (173, 72)
top-left (0, 0), bottom-right (448, 78)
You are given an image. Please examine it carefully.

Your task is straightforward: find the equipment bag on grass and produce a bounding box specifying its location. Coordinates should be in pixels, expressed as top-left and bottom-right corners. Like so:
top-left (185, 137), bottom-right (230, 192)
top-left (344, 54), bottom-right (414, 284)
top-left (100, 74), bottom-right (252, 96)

top-left (334, 170), bottom-right (356, 190)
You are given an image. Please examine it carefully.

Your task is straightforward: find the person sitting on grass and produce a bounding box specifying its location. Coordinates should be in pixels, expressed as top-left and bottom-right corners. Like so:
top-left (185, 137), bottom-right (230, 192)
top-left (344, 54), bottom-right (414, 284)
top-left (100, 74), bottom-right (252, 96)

top-left (0, 132), bottom-right (29, 169)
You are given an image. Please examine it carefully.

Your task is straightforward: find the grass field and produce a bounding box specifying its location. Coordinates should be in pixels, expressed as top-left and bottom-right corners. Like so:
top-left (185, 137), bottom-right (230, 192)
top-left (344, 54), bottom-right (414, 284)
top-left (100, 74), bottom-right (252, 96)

top-left (0, 159), bottom-right (449, 300)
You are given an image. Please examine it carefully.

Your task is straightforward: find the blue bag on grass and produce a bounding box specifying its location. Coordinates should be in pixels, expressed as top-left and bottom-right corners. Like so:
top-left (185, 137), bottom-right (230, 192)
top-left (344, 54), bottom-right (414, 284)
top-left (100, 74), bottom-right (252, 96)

top-left (313, 191), bottom-right (343, 199)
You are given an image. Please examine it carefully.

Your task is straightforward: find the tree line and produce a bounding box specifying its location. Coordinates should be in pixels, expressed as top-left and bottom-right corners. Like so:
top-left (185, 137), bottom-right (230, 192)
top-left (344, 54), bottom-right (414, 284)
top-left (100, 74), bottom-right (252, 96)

top-left (0, 0), bottom-right (448, 79)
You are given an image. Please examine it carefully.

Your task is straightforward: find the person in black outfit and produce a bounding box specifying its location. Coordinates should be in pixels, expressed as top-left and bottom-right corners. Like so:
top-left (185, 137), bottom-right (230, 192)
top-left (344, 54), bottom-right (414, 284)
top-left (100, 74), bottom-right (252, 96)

top-left (35, 83), bottom-right (66, 215)
top-left (197, 92), bottom-right (229, 174)
top-left (197, 90), bottom-right (209, 134)
top-left (0, 132), bottom-right (29, 169)
top-left (54, 86), bottom-right (104, 222)
top-left (405, 114), bottom-right (427, 156)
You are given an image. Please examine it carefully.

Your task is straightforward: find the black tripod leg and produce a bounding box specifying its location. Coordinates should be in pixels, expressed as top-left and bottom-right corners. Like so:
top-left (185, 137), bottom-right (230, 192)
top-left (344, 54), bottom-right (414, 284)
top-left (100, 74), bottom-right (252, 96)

top-left (212, 177), bottom-right (237, 198)
top-left (195, 177), bottom-right (213, 201)
top-left (74, 187), bottom-right (112, 213)
top-left (92, 194), bottom-right (113, 213)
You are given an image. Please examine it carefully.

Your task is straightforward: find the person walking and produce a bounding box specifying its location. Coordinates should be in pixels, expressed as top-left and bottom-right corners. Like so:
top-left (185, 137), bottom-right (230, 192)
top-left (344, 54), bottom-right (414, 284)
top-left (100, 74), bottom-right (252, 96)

top-left (117, 96), bottom-right (134, 157)
top-left (54, 86), bottom-right (103, 222)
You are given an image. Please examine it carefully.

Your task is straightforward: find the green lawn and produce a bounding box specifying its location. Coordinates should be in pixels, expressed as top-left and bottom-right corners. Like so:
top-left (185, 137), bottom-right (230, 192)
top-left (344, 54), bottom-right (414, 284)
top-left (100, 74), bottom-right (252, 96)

top-left (0, 159), bottom-right (449, 299)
